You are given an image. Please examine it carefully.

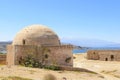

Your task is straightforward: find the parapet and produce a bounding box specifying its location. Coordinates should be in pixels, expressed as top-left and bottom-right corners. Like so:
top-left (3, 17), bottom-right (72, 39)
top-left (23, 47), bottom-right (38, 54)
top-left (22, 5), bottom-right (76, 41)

top-left (43, 44), bottom-right (73, 49)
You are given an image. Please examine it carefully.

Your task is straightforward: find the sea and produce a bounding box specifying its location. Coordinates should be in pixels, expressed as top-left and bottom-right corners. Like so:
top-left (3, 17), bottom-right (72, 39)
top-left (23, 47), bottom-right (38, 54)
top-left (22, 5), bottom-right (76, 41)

top-left (73, 47), bottom-right (120, 54)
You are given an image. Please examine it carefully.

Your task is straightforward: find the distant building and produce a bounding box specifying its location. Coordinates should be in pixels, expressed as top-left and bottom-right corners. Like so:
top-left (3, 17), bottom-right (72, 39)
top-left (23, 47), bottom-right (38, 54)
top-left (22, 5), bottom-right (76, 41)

top-left (6, 25), bottom-right (73, 66)
top-left (87, 50), bottom-right (120, 61)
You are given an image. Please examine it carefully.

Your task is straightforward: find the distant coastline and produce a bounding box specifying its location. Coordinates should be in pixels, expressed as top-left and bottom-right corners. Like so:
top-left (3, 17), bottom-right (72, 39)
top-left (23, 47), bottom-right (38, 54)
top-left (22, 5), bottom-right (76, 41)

top-left (73, 47), bottom-right (120, 54)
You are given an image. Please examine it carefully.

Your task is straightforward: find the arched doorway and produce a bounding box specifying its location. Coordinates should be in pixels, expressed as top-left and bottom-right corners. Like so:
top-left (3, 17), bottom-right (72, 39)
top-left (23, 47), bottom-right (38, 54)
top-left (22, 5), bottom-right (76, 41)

top-left (111, 55), bottom-right (114, 61)
top-left (105, 58), bottom-right (108, 61)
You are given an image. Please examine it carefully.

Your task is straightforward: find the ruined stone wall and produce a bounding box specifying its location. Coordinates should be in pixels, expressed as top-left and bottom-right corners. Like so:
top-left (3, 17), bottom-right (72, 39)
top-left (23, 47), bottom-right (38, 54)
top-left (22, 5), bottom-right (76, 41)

top-left (99, 50), bottom-right (120, 61)
top-left (87, 50), bottom-right (99, 60)
top-left (87, 50), bottom-right (120, 61)
top-left (7, 45), bottom-right (15, 66)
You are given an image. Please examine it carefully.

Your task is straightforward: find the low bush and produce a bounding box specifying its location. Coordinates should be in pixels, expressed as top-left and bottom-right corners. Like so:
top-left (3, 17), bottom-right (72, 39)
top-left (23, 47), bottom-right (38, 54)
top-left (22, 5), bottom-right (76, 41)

top-left (20, 55), bottom-right (61, 71)
top-left (19, 55), bottom-right (43, 68)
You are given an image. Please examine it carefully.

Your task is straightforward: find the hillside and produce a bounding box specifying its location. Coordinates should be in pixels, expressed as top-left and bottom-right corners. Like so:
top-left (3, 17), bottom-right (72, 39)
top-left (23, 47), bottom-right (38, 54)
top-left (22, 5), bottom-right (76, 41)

top-left (0, 41), bottom-right (12, 53)
top-left (61, 38), bottom-right (120, 47)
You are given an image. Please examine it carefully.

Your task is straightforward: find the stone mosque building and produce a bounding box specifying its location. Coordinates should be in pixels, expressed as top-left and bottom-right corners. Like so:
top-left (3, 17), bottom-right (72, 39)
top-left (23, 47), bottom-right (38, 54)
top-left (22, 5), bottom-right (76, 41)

top-left (6, 25), bottom-right (73, 66)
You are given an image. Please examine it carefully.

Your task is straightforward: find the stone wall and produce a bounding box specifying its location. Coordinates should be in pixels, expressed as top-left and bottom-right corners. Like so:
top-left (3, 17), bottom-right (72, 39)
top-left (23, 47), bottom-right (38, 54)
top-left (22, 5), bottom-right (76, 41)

top-left (0, 54), bottom-right (6, 64)
top-left (45, 45), bottom-right (73, 66)
top-left (7, 45), bottom-right (73, 66)
top-left (87, 50), bottom-right (99, 60)
top-left (14, 45), bottom-right (38, 65)
top-left (87, 50), bottom-right (120, 61)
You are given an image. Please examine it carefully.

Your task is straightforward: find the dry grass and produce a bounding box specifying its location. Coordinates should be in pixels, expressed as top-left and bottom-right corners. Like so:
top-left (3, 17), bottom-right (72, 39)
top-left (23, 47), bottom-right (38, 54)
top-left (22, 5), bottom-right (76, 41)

top-left (98, 75), bottom-right (105, 79)
top-left (101, 70), bottom-right (117, 74)
top-left (101, 70), bottom-right (120, 78)
top-left (43, 74), bottom-right (57, 80)
top-left (28, 70), bottom-right (36, 74)
top-left (0, 76), bottom-right (32, 80)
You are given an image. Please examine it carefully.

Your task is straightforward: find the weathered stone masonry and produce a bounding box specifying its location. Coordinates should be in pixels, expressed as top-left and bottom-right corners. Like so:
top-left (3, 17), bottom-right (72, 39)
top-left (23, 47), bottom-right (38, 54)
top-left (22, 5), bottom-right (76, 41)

top-left (87, 50), bottom-right (120, 61)
top-left (7, 25), bottom-right (73, 66)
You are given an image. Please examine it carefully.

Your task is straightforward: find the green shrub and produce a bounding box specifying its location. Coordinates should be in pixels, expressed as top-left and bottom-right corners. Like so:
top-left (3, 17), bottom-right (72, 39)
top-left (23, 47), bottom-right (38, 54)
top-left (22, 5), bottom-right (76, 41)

top-left (20, 54), bottom-right (61, 71)
top-left (19, 55), bottom-right (43, 68)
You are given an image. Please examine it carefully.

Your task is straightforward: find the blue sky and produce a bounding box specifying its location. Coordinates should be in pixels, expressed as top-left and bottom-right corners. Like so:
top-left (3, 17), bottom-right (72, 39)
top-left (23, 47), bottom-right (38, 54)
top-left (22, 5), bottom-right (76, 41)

top-left (0, 0), bottom-right (120, 43)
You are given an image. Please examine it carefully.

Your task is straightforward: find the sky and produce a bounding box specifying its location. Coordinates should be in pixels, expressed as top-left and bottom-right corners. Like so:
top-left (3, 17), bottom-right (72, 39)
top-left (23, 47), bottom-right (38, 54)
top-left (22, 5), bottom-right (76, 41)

top-left (0, 0), bottom-right (120, 43)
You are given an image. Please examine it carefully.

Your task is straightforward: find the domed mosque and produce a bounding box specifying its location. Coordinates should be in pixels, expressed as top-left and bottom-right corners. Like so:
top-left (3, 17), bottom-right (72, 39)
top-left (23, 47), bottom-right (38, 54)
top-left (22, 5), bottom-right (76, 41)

top-left (7, 25), bottom-right (73, 66)
top-left (12, 25), bottom-right (60, 46)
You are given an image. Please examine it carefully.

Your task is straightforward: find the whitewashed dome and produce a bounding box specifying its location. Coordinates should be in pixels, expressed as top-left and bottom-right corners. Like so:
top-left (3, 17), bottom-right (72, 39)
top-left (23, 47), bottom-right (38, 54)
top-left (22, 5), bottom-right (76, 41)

top-left (12, 24), bottom-right (60, 46)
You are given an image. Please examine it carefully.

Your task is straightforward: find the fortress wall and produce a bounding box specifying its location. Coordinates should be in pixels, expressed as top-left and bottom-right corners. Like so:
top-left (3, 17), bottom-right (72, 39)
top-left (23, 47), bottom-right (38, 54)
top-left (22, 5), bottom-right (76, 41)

top-left (99, 51), bottom-right (120, 61)
top-left (87, 50), bottom-right (99, 60)
top-left (116, 53), bottom-right (120, 61)
top-left (87, 50), bottom-right (120, 61)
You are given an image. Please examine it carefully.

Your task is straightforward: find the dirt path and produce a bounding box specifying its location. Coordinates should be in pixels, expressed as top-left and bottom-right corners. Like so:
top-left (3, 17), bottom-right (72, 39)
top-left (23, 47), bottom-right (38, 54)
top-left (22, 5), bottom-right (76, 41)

top-left (74, 53), bottom-right (120, 80)
top-left (99, 73), bottom-right (120, 80)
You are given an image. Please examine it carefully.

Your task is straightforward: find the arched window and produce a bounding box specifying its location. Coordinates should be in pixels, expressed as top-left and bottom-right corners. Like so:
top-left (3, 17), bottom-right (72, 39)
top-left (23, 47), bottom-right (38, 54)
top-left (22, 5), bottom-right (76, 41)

top-left (23, 39), bottom-right (26, 45)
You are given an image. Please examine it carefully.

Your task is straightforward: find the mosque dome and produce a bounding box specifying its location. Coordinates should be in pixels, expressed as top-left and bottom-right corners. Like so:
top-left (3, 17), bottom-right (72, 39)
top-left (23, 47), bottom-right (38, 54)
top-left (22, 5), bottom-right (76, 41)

top-left (12, 24), bottom-right (60, 46)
